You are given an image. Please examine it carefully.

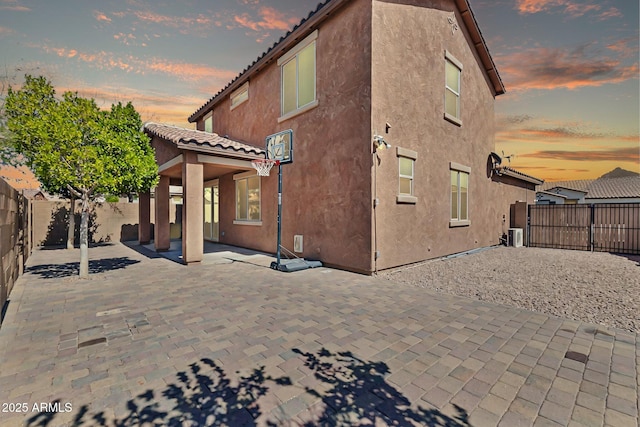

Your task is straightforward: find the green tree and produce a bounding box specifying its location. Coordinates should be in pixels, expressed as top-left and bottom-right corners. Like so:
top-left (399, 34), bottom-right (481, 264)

top-left (6, 75), bottom-right (158, 277)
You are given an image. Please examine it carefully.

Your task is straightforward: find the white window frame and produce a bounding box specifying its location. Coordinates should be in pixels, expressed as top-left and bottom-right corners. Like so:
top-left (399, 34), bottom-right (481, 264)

top-left (450, 162), bottom-right (470, 227)
top-left (277, 30), bottom-right (318, 123)
top-left (396, 147), bottom-right (418, 204)
top-left (230, 82), bottom-right (249, 110)
top-left (444, 51), bottom-right (462, 126)
top-left (233, 171), bottom-right (262, 225)
top-left (204, 112), bottom-right (213, 133)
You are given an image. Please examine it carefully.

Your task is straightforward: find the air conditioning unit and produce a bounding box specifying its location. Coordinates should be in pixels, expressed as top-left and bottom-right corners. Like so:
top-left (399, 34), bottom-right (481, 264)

top-left (508, 228), bottom-right (523, 247)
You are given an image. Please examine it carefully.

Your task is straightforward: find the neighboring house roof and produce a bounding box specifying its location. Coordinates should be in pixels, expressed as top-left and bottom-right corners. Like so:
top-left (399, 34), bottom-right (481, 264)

top-left (496, 166), bottom-right (544, 185)
top-left (144, 123), bottom-right (265, 159)
top-left (536, 191), bottom-right (568, 199)
top-left (538, 179), bottom-right (594, 192)
top-left (189, 0), bottom-right (505, 123)
top-left (22, 189), bottom-right (48, 200)
top-left (545, 186), bottom-right (587, 195)
top-left (585, 176), bottom-right (640, 199)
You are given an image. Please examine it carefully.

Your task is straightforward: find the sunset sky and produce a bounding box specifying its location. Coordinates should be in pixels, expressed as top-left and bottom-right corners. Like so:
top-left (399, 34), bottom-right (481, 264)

top-left (1, 0), bottom-right (638, 183)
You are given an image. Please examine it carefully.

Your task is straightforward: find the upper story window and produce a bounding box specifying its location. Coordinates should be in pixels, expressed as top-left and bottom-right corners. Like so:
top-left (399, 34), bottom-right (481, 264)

top-left (204, 113), bottom-right (213, 133)
top-left (230, 82), bottom-right (249, 110)
top-left (278, 30), bottom-right (318, 122)
top-left (444, 51), bottom-right (462, 126)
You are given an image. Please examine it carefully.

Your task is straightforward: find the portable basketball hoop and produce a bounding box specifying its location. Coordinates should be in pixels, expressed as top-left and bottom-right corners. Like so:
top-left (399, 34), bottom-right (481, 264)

top-left (251, 159), bottom-right (279, 176)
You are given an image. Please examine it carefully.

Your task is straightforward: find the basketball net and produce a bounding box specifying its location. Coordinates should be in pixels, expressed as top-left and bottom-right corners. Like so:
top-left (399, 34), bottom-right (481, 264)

top-left (251, 159), bottom-right (279, 176)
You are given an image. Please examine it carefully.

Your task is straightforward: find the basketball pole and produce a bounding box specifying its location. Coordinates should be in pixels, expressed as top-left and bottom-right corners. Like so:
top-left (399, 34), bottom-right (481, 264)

top-left (276, 162), bottom-right (282, 268)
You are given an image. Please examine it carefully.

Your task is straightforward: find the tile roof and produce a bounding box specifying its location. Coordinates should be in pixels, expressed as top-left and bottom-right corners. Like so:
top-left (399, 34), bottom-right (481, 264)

top-left (189, 0), bottom-right (505, 123)
top-left (539, 180), bottom-right (594, 192)
top-left (496, 166), bottom-right (544, 185)
top-left (144, 123), bottom-right (264, 159)
top-left (585, 176), bottom-right (640, 199)
top-left (538, 177), bottom-right (640, 199)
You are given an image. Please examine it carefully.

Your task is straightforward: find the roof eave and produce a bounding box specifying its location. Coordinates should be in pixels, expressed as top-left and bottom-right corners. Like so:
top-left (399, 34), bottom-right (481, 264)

top-left (455, 0), bottom-right (506, 96)
top-left (500, 168), bottom-right (544, 185)
top-left (188, 0), bottom-right (350, 123)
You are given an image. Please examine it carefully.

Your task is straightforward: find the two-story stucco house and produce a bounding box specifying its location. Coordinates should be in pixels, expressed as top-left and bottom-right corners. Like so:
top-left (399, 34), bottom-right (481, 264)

top-left (139, 0), bottom-right (542, 273)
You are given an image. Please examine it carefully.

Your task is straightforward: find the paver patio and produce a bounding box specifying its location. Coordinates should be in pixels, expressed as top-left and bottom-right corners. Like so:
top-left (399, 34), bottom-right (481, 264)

top-left (0, 243), bottom-right (638, 426)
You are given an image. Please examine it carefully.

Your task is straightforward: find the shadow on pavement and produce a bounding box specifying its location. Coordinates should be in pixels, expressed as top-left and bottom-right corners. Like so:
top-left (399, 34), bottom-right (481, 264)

top-left (26, 349), bottom-right (470, 426)
top-left (26, 257), bottom-right (141, 279)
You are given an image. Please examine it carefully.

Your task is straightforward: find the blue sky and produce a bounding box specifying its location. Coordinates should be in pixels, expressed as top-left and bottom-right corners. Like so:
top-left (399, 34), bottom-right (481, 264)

top-left (1, 0), bottom-right (638, 181)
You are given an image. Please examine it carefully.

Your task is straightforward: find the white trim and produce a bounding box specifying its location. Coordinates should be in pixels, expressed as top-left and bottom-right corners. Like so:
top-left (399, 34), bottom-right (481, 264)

top-left (233, 170), bottom-right (258, 180)
top-left (230, 82), bottom-right (249, 110)
top-left (396, 147), bottom-right (417, 160)
top-left (396, 195), bottom-right (417, 204)
top-left (197, 155), bottom-right (254, 169)
top-left (277, 30), bottom-right (319, 66)
top-left (158, 155), bottom-right (183, 173)
top-left (278, 99), bottom-right (319, 123)
top-left (450, 162), bottom-right (471, 174)
top-left (233, 220), bottom-right (263, 226)
top-left (445, 50), bottom-right (463, 70)
top-left (444, 113), bottom-right (462, 126)
top-left (449, 219), bottom-right (470, 227)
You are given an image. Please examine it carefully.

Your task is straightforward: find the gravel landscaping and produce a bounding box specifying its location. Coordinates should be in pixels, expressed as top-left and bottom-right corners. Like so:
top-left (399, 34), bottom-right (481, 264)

top-left (381, 246), bottom-right (640, 333)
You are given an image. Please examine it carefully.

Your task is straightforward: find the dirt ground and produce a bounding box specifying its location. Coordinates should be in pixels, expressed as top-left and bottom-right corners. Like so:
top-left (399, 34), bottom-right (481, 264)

top-left (381, 246), bottom-right (640, 333)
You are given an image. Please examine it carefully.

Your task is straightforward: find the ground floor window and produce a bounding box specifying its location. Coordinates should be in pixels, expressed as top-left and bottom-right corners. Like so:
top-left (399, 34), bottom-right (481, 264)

top-left (235, 174), bottom-right (261, 221)
top-left (450, 162), bottom-right (470, 227)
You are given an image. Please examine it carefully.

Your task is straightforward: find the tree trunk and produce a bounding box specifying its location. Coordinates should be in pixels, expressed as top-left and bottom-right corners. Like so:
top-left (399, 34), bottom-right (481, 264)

top-left (79, 193), bottom-right (90, 278)
top-left (67, 195), bottom-right (75, 250)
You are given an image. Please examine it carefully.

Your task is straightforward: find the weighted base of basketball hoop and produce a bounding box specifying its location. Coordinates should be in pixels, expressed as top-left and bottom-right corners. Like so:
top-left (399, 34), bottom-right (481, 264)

top-left (269, 245), bottom-right (322, 272)
top-left (271, 258), bottom-right (323, 272)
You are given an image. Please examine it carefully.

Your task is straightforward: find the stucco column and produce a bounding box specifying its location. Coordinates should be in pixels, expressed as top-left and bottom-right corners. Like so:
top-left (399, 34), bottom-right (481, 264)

top-left (154, 175), bottom-right (171, 252)
top-left (138, 191), bottom-right (151, 244)
top-left (182, 152), bottom-right (203, 264)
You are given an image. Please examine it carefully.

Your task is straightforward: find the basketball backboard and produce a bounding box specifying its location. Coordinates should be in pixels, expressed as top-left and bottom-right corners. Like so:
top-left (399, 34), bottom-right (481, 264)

top-left (266, 129), bottom-right (293, 164)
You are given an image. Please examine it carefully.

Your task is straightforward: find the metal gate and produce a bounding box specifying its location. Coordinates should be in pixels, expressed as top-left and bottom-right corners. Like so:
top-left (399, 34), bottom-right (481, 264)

top-left (528, 203), bottom-right (640, 255)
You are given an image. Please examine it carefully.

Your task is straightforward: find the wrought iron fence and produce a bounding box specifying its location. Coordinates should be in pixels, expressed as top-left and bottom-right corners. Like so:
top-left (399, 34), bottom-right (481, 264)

top-left (528, 203), bottom-right (640, 255)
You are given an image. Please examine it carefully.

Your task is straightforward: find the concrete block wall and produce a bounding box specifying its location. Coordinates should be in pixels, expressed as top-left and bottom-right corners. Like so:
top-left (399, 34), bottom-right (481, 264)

top-left (0, 178), bottom-right (28, 314)
top-left (31, 199), bottom-right (180, 247)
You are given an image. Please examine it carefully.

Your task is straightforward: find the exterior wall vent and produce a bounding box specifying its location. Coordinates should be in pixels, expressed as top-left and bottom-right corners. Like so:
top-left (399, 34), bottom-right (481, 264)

top-left (294, 235), bottom-right (303, 253)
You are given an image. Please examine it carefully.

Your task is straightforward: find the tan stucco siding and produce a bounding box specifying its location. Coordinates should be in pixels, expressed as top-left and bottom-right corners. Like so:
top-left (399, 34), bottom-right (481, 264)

top-left (199, 0), bottom-right (374, 272)
top-left (371, 0), bottom-right (532, 270)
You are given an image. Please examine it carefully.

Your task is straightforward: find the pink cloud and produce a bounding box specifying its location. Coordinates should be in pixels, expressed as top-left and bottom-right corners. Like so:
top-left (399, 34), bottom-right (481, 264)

top-left (130, 10), bottom-right (212, 28)
top-left (515, 0), bottom-right (618, 19)
top-left (496, 46), bottom-right (639, 91)
top-left (0, 25), bottom-right (14, 35)
top-left (234, 6), bottom-right (299, 33)
top-left (31, 42), bottom-right (236, 84)
top-left (0, 0), bottom-right (30, 12)
top-left (597, 7), bottom-right (623, 20)
top-left (520, 147), bottom-right (640, 163)
top-left (93, 10), bottom-right (112, 23)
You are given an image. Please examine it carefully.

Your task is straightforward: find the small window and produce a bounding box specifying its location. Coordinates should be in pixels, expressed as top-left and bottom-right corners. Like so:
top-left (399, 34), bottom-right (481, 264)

top-left (204, 113), bottom-right (213, 133)
top-left (444, 51), bottom-right (462, 126)
top-left (230, 82), bottom-right (249, 110)
top-left (396, 147), bottom-right (418, 204)
top-left (278, 30), bottom-right (318, 121)
top-left (235, 175), bottom-right (260, 221)
top-left (450, 162), bottom-right (470, 226)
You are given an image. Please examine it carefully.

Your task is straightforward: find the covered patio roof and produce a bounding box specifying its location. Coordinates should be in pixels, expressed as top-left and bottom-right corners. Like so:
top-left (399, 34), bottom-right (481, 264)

top-left (144, 122), bottom-right (266, 184)
top-left (144, 122), bottom-right (265, 159)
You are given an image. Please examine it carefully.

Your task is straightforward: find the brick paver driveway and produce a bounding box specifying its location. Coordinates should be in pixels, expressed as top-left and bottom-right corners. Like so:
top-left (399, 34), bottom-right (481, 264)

top-left (0, 243), bottom-right (638, 426)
